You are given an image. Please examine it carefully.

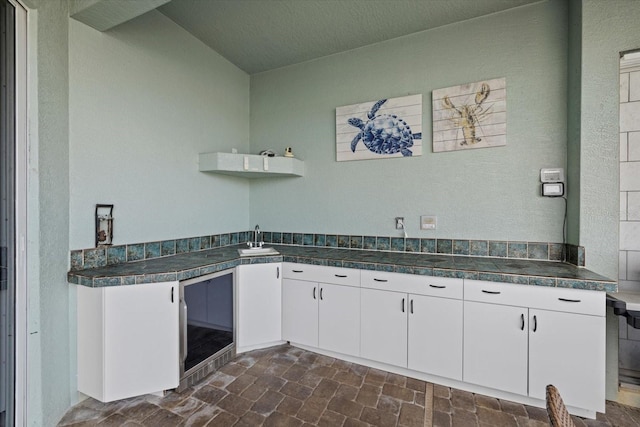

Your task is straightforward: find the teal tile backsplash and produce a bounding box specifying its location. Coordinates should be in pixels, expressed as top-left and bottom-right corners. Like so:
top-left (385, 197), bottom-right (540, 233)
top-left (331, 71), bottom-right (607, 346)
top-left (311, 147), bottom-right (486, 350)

top-left (69, 230), bottom-right (585, 271)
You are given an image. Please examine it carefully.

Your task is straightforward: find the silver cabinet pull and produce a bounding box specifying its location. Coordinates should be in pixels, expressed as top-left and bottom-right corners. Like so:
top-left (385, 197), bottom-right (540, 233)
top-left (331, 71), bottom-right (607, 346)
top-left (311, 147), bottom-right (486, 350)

top-left (482, 290), bottom-right (501, 295)
top-left (532, 315), bottom-right (538, 332)
top-left (320, 288), bottom-right (324, 300)
top-left (277, 266), bottom-right (280, 278)
top-left (520, 313), bottom-right (525, 330)
top-left (410, 299), bottom-right (414, 314)
top-left (401, 298), bottom-right (405, 313)
top-left (335, 274), bottom-right (347, 278)
top-left (374, 278), bottom-right (388, 282)
top-left (429, 284), bottom-right (446, 289)
top-left (313, 287), bottom-right (316, 299)
top-left (292, 269), bottom-right (304, 273)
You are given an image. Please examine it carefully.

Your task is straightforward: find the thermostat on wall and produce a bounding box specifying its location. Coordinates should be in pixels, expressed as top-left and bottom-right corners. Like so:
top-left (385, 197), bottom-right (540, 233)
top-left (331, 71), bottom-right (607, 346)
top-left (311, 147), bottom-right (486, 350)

top-left (540, 168), bottom-right (565, 183)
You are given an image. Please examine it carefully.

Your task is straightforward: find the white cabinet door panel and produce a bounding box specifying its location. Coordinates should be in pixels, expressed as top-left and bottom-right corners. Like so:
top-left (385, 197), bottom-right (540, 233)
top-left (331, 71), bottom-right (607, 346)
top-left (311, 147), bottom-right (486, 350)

top-left (360, 288), bottom-right (407, 367)
top-left (408, 294), bottom-right (462, 380)
top-left (319, 283), bottom-right (360, 357)
top-left (236, 264), bottom-right (282, 351)
top-left (528, 309), bottom-right (605, 412)
top-left (103, 282), bottom-right (179, 402)
top-left (282, 279), bottom-right (318, 347)
top-left (463, 301), bottom-right (528, 396)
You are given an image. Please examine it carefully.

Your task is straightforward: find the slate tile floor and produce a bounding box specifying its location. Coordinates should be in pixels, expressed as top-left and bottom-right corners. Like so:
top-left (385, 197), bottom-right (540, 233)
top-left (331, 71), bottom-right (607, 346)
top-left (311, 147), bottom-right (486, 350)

top-left (58, 345), bottom-right (640, 426)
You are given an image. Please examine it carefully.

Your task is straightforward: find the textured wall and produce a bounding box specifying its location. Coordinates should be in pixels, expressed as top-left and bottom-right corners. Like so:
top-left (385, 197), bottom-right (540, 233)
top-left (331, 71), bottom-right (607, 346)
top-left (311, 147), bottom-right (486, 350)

top-left (69, 10), bottom-right (250, 249)
top-left (580, 0), bottom-right (640, 280)
top-left (25, 0), bottom-right (72, 425)
top-left (249, 1), bottom-right (568, 245)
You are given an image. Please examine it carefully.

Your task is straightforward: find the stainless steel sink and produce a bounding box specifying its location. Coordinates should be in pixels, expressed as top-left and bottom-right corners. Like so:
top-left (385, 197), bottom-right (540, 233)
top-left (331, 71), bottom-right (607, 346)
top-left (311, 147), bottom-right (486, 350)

top-left (237, 247), bottom-right (279, 257)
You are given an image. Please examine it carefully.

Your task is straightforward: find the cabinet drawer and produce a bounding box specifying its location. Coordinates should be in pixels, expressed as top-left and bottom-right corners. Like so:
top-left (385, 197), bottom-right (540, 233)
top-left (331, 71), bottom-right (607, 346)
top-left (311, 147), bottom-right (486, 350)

top-left (282, 263), bottom-right (360, 286)
top-left (361, 270), bottom-right (462, 299)
top-left (464, 280), bottom-right (604, 316)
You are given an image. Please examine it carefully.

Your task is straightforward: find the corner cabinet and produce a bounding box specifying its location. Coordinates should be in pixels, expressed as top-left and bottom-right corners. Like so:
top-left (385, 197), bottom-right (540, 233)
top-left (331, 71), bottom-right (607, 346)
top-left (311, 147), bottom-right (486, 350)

top-left (199, 152), bottom-right (304, 178)
top-left (77, 282), bottom-right (180, 403)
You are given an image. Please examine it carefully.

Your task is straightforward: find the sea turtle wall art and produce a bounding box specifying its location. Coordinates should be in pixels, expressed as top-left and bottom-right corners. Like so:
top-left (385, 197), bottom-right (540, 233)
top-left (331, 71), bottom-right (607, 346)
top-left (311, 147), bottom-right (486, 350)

top-left (336, 94), bottom-right (422, 161)
top-left (432, 77), bottom-right (506, 153)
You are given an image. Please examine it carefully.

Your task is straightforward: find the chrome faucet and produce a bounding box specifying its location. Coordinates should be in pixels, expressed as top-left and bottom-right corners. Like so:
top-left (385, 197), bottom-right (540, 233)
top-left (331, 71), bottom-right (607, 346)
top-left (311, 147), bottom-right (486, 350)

top-left (249, 224), bottom-right (263, 248)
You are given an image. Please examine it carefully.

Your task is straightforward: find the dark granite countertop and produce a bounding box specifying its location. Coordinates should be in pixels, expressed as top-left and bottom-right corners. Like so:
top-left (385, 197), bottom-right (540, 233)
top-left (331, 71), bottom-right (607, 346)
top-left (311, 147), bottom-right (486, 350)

top-left (67, 244), bottom-right (617, 292)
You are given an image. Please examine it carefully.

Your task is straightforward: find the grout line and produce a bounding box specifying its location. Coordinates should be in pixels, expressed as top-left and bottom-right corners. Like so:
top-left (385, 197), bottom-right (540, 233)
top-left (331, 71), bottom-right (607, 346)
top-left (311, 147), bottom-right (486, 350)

top-left (424, 382), bottom-right (433, 427)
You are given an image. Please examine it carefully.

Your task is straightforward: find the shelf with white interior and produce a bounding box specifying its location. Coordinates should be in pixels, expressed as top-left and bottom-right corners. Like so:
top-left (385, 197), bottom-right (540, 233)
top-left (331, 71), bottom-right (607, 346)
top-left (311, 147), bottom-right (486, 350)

top-left (199, 152), bottom-right (304, 178)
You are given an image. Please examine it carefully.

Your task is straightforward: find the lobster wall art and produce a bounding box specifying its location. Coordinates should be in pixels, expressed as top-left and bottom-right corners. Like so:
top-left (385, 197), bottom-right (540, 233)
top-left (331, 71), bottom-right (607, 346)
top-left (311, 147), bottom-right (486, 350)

top-left (432, 78), bottom-right (506, 153)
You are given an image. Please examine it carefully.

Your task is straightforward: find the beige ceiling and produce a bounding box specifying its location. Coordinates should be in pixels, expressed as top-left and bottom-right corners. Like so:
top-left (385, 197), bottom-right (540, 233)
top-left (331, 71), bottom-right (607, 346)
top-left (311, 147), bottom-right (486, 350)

top-left (158, 0), bottom-right (542, 75)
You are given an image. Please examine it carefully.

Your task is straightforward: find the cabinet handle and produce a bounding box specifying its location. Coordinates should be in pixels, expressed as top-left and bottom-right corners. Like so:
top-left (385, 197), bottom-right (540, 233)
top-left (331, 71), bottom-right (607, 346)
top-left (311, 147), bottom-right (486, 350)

top-left (533, 315), bottom-right (538, 332)
top-left (313, 287), bottom-right (316, 300)
top-left (171, 287), bottom-right (174, 303)
top-left (277, 267), bottom-right (280, 279)
top-left (520, 313), bottom-right (525, 330)
top-left (429, 284), bottom-right (446, 289)
top-left (481, 290), bottom-right (501, 295)
top-left (293, 269), bottom-right (304, 273)
top-left (320, 288), bottom-right (324, 300)
top-left (402, 298), bottom-right (405, 313)
top-left (335, 274), bottom-right (347, 278)
top-left (374, 278), bottom-right (388, 282)
top-left (410, 299), bottom-right (414, 314)
top-left (558, 297), bottom-right (581, 303)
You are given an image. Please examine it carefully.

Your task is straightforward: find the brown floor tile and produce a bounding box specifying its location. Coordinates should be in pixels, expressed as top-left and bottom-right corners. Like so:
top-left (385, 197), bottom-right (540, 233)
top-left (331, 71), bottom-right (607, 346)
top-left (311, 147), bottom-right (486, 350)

top-left (182, 405), bottom-right (220, 427)
top-left (140, 407), bottom-right (184, 426)
top-left (57, 345), bottom-right (640, 427)
top-left (377, 394), bottom-right (402, 415)
top-left (399, 402), bottom-right (425, 427)
top-left (327, 396), bottom-right (365, 419)
top-left (206, 410), bottom-right (238, 427)
top-left (191, 385), bottom-right (227, 406)
top-left (382, 383), bottom-right (415, 402)
top-left (234, 411), bottom-right (266, 427)
top-left (117, 400), bottom-right (161, 422)
top-left (278, 395), bottom-right (304, 416)
top-left (335, 383), bottom-right (359, 401)
top-left (251, 389), bottom-right (286, 415)
top-left (263, 411), bottom-right (303, 427)
top-left (317, 409), bottom-right (347, 427)
top-left (356, 383), bottom-right (381, 407)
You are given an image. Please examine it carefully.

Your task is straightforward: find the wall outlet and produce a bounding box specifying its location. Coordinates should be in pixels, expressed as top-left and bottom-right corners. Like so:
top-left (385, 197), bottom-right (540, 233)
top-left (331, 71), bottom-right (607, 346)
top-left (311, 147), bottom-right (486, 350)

top-left (395, 217), bottom-right (405, 229)
top-left (420, 215), bottom-right (437, 230)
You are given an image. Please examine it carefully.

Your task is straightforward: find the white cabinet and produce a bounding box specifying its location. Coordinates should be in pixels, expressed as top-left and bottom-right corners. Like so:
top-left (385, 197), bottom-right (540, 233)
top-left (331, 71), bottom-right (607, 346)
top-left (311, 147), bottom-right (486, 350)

top-left (463, 300), bottom-right (528, 395)
top-left (408, 294), bottom-right (463, 380)
top-left (282, 278), bottom-right (318, 347)
top-left (236, 263), bottom-right (282, 353)
top-left (77, 282), bottom-right (179, 402)
top-left (282, 263), bottom-right (360, 357)
top-left (528, 308), bottom-right (605, 411)
top-left (360, 271), bottom-right (463, 378)
top-left (463, 280), bottom-right (605, 413)
top-left (360, 287), bottom-right (408, 366)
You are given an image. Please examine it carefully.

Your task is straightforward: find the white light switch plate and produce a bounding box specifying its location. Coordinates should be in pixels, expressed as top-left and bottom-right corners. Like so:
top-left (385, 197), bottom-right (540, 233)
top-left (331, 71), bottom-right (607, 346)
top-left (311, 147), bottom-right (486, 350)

top-left (421, 215), bottom-right (437, 230)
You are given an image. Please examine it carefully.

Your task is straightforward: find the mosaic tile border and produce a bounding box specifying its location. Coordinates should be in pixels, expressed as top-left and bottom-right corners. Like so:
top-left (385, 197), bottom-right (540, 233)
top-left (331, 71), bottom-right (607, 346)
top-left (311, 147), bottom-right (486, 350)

top-left (70, 231), bottom-right (586, 272)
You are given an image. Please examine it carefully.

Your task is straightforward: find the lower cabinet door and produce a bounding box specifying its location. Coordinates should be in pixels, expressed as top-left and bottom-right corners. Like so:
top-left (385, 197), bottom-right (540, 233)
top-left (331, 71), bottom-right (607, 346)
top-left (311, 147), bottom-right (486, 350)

top-left (463, 301), bottom-right (528, 396)
top-left (360, 288), bottom-right (407, 367)
top-left (236, 263), bottom-right (282, 351)
top-left (408, 294), bottom-right (462, 380)
top-left (528, 309), bottom-right (605, 412)
top-left (103, 282), bottom-right (179, 402)
top-left (282, 279), bottom-right (319, 347)
top-left (318, 283), bottom-right (360, 357)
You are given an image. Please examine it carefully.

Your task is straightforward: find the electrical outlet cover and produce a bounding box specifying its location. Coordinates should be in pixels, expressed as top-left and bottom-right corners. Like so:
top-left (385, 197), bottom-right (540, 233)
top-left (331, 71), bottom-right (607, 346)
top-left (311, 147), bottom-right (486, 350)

top-left (421, 215), bottom-right (437, 230)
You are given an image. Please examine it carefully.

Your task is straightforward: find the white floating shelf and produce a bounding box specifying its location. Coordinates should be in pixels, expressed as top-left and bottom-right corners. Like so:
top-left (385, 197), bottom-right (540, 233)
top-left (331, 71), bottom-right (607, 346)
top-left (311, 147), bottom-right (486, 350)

top-left (199, 152), bottom-right (304, 178)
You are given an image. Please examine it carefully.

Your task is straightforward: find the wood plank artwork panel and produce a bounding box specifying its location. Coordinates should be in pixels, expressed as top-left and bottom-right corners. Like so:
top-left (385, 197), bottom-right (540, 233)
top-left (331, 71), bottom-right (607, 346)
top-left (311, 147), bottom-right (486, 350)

top-left (432, 77), bottom-right (506, 153)
top-left (336, 94), bottom-right (423, 161)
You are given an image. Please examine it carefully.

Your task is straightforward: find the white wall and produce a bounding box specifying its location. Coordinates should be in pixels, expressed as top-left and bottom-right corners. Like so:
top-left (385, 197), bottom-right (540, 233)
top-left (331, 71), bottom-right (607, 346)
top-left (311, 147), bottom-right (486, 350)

top-left (249, 1), bottom-right (568, 243)
top-left (69, 10), bottom-right (251, 249)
